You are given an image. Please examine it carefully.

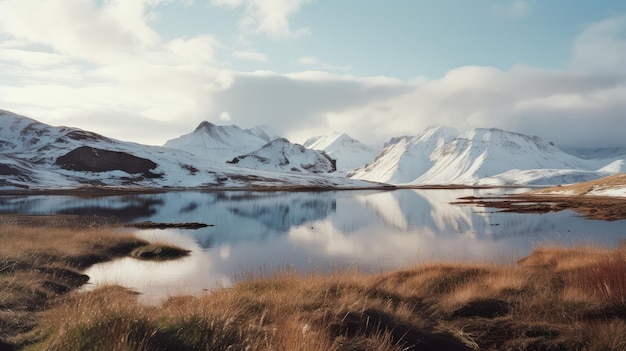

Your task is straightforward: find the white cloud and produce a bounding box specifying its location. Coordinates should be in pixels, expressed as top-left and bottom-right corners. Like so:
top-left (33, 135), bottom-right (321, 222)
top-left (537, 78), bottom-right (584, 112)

top-left (203, 60), bottom-right (626, 149)
top-left (0, 0), bottom-right (167, 63)
top-left (571, 15), bottom-right (626, 73)
top-left (232, 50), bottom-right (268, 62)
top-left (165, 35), bottom-right (220, 65)
top-left (0, 0), bottom-right (227, 145)
top-left (0, 48), bottom-right (68, 66)
top-left (0, 3), bottom-right (625, 151)
top-left (210, 0), bottom-right (311, 38)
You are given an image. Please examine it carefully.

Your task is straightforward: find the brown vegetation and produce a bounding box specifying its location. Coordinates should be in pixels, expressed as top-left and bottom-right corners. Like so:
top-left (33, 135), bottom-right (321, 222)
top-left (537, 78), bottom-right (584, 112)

top-left (3, 217), bottom-right (626, 350)
top-left (531, 174), bottom-right (626, 197)
top-left (454, 174), bottom-right (626, 220)
top-left (455, 194), bottom-right (626, 220)
top-left (10, 242), bottom-right (626, 350)
top-left (0, 224), bottom-right (190, 349)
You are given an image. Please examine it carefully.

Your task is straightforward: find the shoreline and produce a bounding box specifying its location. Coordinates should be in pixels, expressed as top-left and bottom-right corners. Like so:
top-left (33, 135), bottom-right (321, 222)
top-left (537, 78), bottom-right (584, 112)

top-left (2, 184), bottom-right (626, 222)
top-left (3, 185), bottom-right (626, 348)
top-left (454, 193), bottom-right (626, 221)
top-left (0, 183), bottom-right (527, 196)
top-left (2, 222), bottom-right (626, 350)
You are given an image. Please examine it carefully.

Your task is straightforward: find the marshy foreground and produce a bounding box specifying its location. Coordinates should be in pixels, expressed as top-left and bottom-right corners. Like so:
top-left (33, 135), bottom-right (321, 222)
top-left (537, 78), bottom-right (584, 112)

top-left (2, 221), bottom-right (626, 350)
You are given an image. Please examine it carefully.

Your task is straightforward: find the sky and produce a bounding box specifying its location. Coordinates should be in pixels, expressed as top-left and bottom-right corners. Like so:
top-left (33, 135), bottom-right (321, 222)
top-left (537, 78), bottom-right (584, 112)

top-left (1, 0), bottom-right (626, 149)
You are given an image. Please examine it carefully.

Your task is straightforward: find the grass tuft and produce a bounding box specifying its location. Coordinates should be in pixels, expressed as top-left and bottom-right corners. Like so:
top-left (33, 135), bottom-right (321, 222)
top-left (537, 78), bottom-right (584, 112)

top-left (130, 243), bottom-right (191, 261)
top-left (5, 223), bottom-right (626, 350)
top-left (0, 224), bottom-right (190, 348)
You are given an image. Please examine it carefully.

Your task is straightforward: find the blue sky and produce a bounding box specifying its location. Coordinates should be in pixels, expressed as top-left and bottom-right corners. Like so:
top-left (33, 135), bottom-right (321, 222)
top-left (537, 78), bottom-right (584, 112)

top-left (1, 0), bottom-right (625, 148)
top-left (156, 1), bottom-right (624, 78)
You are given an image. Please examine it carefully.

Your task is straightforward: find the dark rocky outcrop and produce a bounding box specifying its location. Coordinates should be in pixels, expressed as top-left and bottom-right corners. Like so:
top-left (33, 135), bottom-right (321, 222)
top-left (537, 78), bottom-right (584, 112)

top-left (55, 146), bottom-right (160, 177)
top-left (0, 164), bottom-right (26, 177)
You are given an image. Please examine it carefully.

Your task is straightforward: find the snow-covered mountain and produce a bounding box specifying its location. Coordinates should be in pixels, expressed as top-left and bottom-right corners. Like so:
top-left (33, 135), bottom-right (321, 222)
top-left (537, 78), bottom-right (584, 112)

top-left (350, 127), bottom-right (624, 186)
top-left (0, 110), bottom-right (373, 190)
top-left (303, 132), bottom-right (377, 172)
top-left (163, 121), bottom-right (280, 162)
top-left (228, 138), bottom-right (336, 173)
top-left (348, 126), bottom-right (458, 184)
top-left (2, 109), bottom-right (624, 189)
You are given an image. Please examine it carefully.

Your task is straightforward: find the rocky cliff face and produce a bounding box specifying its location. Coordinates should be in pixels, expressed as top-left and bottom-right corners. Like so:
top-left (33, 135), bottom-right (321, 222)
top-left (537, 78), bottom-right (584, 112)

top-left (55, 146), bottom-right (160, 178)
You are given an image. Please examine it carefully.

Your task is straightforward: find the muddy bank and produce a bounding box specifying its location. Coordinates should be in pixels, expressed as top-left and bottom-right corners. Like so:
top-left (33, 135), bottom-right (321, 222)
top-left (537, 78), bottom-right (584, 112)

top-left (454, 194), bottom-right (626, 221)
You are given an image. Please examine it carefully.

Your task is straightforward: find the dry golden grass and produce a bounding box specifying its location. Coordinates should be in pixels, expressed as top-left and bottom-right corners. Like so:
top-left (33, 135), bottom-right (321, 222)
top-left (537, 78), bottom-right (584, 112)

top-left (4, 221), bottom-right (626, 350)
top-left (20, 244), bottom-right (626, 351)
top-left (455, 175), bottom-right (626, 220)
top-left (0, 225), bottom-right (147, 269)
top-left (532, 174), bottom-right (626, 197)
top-left (0, 224), bottom-right (190, 348)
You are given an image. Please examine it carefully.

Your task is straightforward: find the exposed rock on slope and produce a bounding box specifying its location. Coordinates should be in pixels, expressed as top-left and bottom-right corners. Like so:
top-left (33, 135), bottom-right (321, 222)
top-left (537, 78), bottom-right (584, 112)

top-left (55, 146), bottom-right (160, 177)
top-left (228, 138), bottom-right (337, 173)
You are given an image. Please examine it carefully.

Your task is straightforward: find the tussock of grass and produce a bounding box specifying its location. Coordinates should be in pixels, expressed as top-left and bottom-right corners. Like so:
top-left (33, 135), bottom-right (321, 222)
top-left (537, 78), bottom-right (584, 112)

top-left (130, 243), bottom-right (191, 261)
top-left (4, 222), bottom-right (626, 350)
top-left (0, 224), bottom-right (190, 348)
top-left (24, 244), bottom-right (626, 350)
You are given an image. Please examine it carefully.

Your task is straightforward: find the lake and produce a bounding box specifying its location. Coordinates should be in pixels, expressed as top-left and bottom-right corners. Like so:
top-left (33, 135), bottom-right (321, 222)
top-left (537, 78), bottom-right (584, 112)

top-left (2, 188), bottom-right (625, 302)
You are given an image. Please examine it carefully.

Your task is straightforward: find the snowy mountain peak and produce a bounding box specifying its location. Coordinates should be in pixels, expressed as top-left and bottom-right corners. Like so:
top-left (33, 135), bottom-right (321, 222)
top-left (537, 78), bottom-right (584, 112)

top-left (349, 126), bottom-right (457, 184)
top-left (304, 132), bottom-right (353, 149)
top-left (228, 138), bottom-right (336, 173)
top-left (0, 110), bottom-right (378, 190)
top-left (164, 121), bottom-right (281, 162)
top-left (194, 120), bottom-right (216, 132)
top-left (350, 126), bottom-right (602, 185)
top-left (0, 110), bottom-right (111, 155)
top-left (303, 132), bottom-right (377, 172)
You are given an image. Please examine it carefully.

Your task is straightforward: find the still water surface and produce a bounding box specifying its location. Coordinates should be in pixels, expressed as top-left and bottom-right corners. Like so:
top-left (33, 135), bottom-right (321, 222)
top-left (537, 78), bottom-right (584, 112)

top-left (2, 189), bottom-right (625, 302)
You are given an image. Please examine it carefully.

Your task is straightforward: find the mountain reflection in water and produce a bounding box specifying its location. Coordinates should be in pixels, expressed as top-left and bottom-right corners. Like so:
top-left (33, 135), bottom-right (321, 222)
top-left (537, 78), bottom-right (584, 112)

top-left (2, 189), bottom-right (624, 302)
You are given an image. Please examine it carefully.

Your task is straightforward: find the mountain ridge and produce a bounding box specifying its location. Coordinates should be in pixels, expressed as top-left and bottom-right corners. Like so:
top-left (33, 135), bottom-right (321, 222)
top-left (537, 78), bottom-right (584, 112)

top-left (227, 138), bottom-right (337, 173)
top-left (0, 110), bottom-right (374, 190)
top-left (1, 109), bottom-right (624, 189)
top-left (164, 121), bottom-right (280, 163)
top-left (350, 126), bottom-right (623, 186)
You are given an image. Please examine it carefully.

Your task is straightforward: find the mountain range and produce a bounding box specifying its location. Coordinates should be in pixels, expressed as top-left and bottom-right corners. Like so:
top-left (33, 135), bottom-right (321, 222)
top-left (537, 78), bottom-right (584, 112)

top-left (0, 110), bottom-right (370, 190)
top-left (0, 109), bottom-right (623, 190)
top-left (348, 126), bottom-right (624, 186)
